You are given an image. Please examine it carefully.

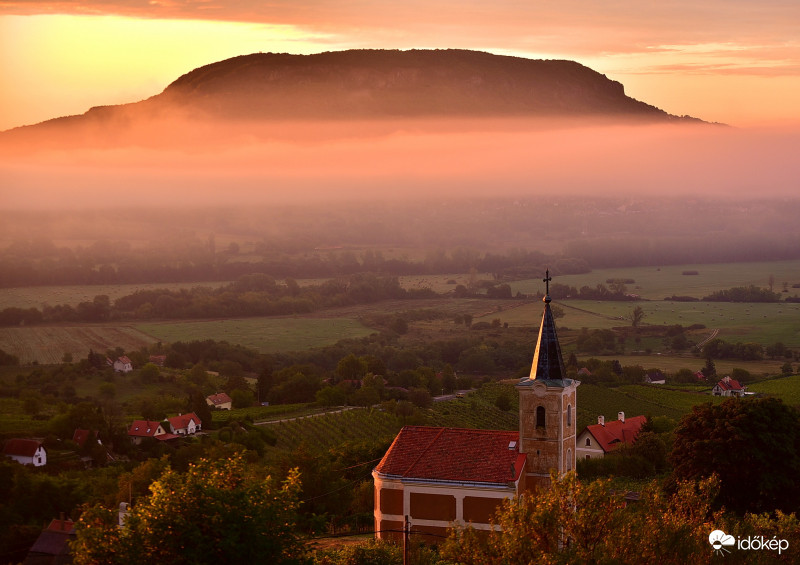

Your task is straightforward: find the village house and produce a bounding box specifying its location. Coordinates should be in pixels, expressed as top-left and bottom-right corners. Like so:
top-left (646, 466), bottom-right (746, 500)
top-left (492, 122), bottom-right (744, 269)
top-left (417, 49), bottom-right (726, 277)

top-left (127, 420), bottom-right (171, 445)
top-left (712, 376), bottom-right (746, 397)
top-left (374, 272), bottom-right (579, 542)
top-left (148, 354), bottom-right (167, 367)
top-left (113, 356), bottom-right (133, 373)
top-left (575, 412), bottom-right (647, 460)
top-left (206, 392), bottom-right (233, 410)
top-left (168, 413), bottom-right (202, 435)
top-left (24, 516), bottom-right (75, 564)
top-left (644, 371), bottom-right (665, 385)
top-left (2, 438), bottom-right (47, 467)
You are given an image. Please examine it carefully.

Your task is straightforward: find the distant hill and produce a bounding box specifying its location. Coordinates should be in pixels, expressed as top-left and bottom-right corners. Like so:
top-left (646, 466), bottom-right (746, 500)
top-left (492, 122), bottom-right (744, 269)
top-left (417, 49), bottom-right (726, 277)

top-left (1, 49), bottom-right (705, 149)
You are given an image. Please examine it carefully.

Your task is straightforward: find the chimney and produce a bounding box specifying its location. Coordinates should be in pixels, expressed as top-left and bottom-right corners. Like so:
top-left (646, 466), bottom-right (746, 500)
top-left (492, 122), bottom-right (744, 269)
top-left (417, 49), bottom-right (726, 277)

top-left (598, 415), bottom-right (605, 426)
top-left (618, 411), bottom-right (625, 423)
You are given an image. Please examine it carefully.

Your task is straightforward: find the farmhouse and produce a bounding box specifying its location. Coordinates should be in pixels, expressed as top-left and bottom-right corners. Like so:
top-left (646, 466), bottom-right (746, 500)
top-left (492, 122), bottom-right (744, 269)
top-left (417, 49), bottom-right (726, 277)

top-left (113, 356), bottom-right (133, 373)
top-left (168, 413), bottom-right (202, 435)
top-left (206, 392), bottom-right (233, 410)
top-left (2, 438), bottom-right (47, 466)
top-left (712, 376), bottom-right (746, 397)
top-left (576, 412), bottom-right (647, 460)
top-left (373, 272), bottom-right (579, 541)
top-left (128, 420), bottom-right (172, 444)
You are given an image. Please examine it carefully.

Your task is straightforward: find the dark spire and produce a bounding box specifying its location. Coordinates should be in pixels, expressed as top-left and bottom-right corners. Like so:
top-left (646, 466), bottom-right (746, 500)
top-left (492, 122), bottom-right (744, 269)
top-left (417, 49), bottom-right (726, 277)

top-left (527, 269), bottom-right (567, 383)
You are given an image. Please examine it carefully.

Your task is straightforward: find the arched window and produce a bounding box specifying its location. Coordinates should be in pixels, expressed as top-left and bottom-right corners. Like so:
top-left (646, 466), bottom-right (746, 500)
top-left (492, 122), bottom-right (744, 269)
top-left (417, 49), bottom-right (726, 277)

top-left (567, 448), bottom-right (572, 470)
top-left (536, 406), bottom-right (546, 428)
top-left (567, 404), bottom-right (572, 427)
top-left (585, 437), bottom-right (591, 447)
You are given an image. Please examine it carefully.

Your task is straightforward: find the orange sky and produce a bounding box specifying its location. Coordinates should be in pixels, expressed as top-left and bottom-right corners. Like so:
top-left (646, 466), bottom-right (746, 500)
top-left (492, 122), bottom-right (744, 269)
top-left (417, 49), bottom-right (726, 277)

top-left (1, 1), bottom-right (799, 131)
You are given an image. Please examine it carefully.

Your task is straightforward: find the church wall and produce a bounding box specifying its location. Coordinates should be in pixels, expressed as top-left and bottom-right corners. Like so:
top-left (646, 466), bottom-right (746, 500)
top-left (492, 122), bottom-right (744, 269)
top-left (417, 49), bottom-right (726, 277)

top-left (373, 471), bottom-right (519, 542)
top-left (410, 492), bottom-right (456, 521)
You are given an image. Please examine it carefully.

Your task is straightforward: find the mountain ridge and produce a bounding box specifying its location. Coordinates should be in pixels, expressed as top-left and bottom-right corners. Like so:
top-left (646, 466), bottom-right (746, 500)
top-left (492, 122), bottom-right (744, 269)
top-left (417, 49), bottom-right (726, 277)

top-left (1, 49), bottom-right (706, 149)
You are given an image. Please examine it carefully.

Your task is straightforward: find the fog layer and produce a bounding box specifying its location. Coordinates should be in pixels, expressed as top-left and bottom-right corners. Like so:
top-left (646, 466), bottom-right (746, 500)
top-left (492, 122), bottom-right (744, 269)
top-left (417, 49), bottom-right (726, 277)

top-left (1, 119), bottom-right (798, 209)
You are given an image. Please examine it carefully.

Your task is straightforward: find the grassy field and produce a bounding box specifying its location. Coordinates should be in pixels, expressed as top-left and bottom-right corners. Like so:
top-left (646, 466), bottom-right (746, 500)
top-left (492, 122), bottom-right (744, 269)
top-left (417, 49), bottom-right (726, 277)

top-left (488, 299), bottom-right (800, 348)
top-left (135, 317), bottom-right (376, 354)
top-left (0, 281), bottom-right (230, 310)
top-left (748, 374), bottom-right (800, 407)
top-left (0, 325), bottom-right (156, 365)
top-left (509, 260), bottom-right (800, 301)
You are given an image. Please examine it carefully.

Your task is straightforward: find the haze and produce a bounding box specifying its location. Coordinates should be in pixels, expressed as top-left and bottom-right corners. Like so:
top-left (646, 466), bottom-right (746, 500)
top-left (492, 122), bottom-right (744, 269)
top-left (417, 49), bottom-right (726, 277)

top-left (2, 117), bottom-right (799, 211)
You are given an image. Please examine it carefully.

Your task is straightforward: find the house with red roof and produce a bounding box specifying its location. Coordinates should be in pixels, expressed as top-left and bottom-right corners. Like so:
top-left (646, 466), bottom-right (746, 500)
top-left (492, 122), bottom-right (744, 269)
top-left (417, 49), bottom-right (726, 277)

top-left (374, 271), bottom-right (580, 542)
top-left (2, 438), bottom-right (47, 466)
top-left (576, 412), bottom-right (647, 461)
top-left (374, 427), bottom-right (526, 541)
top-left (128, 420), bottom-right (171, 445)
top-left (113, 356), bottom-right (133, 373)
top-left (24, 516), bottom-right (75, 563)
top-left (168, 413), bottom-right (201, 436)
top-left (206, 392), bottom-right (233, 410)
top-left (712, 376), bottom-right (746, 397)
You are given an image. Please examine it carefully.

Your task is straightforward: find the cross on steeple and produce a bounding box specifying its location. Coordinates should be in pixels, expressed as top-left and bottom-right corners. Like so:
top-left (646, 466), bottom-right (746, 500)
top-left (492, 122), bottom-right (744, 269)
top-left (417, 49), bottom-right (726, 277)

top-left (543, 269), bottom-right (552, 303)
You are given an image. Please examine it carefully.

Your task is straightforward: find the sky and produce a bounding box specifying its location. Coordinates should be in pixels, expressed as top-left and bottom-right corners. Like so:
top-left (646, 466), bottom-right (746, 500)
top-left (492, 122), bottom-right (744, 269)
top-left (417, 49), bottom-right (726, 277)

top-left (1, 0), bottom-right (800, 131)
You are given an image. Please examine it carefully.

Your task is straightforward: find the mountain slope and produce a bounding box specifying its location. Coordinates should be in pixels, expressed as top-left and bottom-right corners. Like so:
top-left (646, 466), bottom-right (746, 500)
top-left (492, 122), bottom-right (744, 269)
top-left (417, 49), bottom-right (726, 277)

top-left (1, 49), bottom-right (704, 149)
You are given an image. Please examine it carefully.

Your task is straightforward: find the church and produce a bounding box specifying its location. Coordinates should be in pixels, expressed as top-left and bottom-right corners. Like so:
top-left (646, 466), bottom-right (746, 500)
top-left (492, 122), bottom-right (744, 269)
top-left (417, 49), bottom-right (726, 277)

top-left (373, 272), bottom-right (579, 541)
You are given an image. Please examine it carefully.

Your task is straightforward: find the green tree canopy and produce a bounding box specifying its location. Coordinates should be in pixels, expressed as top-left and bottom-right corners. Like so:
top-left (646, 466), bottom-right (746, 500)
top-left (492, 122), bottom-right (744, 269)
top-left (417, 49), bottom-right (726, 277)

top-left (71, 456), bottom-right (306, 565)
top-left (671, 397), bottom-right (800, 514)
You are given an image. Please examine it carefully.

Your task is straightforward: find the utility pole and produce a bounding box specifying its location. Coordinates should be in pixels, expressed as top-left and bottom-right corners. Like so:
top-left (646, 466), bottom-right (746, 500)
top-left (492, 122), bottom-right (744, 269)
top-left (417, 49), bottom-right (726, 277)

top-left (403, 515), bottom-right (409, 565)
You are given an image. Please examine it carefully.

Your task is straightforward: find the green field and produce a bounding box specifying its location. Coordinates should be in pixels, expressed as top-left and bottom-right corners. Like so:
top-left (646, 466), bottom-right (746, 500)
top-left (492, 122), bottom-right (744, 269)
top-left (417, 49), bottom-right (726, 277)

top-left (748, 374), bottom-right (800, 407)
top-left (509, 260), bottom-right (800, 300)
top-left (135, 317), bottom-right (375, 353)
top-left (487, 299), bottom-right (800, 349)
top-left (0, 281), bottom-right (230, 310)
top-left (0, 325), bottom-right (157, 365)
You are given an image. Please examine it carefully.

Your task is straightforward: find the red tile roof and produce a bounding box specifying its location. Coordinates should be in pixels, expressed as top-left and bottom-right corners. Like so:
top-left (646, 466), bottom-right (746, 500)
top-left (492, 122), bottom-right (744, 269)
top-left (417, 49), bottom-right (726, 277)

top-left (375, 426), bottom-right (525, 485)
top-left (168, 413), bottom-right (200, 430)
top-left (128, 420), bottom-right (164, 437)
top-left (72, 429), bottom-right (92, 447)
top-left (207, 392), bottom-right (232, 406)
top-left (582, 415), bottom-right (647, 454)
top-left (3, 438), bottom-right (43, 457)
top-left (716, 378), bottom-right (744, 391)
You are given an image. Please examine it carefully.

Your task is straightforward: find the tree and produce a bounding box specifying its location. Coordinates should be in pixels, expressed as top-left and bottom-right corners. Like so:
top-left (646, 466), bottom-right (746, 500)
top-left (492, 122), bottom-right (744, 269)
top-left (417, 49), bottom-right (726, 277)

top-left (671, 397), bottom-right (800, 513)
top-left (71, 456), bottom-right (306, 565)
top-left (336, 354), bottom-right (367, 382)
top-left (139, 362), bottom-right (160, 384)
top-left (629, 305), bottom-right (645, 328)
top-left (442, 471), bottom-right (723, 565)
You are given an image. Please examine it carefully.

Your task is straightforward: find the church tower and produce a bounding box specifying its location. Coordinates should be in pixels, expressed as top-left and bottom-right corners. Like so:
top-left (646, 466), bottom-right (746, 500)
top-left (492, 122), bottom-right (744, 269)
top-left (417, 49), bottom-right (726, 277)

top-left (517, 270), bottom-right (579, 491)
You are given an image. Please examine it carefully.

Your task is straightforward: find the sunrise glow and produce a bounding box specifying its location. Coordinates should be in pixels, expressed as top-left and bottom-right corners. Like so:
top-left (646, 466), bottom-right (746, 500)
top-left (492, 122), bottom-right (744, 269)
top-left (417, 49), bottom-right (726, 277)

top-left (1, 1), bottom-right (799, 131)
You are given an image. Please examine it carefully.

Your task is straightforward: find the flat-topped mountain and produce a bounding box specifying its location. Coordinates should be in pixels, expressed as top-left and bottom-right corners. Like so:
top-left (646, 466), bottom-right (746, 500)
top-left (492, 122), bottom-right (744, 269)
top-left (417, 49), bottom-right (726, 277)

top-left (158, 49), bottom-right (681, 119)
top-left (2, 49), bottom-right (704, 149)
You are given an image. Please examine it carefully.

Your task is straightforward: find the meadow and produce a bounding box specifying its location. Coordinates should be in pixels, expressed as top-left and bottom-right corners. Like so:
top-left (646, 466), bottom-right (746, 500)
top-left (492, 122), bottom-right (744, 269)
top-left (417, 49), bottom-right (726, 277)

top-left (0, 325), bottom-right (156, 365)
top-left (0, 281), bottom-right (229, 310)
top-left (508, 260), bottom-right (800, 300)
top-left (134, 317), bottom-right (376, 354)
top-left (489, 299), bottom-right (800, 348)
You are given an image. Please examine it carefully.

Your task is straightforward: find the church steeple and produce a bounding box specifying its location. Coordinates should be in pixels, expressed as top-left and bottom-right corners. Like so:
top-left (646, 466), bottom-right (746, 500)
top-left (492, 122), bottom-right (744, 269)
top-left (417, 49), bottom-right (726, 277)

top-left (527, 269), bottom-right (567, 384)
top-left (516, 269), bottom-right (579, 491)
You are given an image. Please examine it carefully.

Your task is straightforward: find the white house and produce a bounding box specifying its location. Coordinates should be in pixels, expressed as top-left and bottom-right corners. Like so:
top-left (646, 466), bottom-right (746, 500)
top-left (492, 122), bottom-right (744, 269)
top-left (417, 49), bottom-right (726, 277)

top-left (3, 438), bottom-right (47, 466)
top-left (206, 392), bottom-right (233, 410)
top-left (712, 376), bottom-right (746, 397)
top-left (168, 413), bottom-right (201, 435)
top-left (113, 356), bottom-right (133, 373)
